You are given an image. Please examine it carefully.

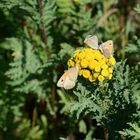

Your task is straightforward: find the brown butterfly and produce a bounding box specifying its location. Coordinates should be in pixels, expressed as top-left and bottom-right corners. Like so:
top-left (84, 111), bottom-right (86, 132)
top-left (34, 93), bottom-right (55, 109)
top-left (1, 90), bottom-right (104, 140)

top-left (84, 35), bottom-right (113, 58)
top-left (99, 40), bottom-right (113, 58)
top-left (84, 35), bottom-right (99, 49)
top-left (57, 65), bottom-right (79, 89)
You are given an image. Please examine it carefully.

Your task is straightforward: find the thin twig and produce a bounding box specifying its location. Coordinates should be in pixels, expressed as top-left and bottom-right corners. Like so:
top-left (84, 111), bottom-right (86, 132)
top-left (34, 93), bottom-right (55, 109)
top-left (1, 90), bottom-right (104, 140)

top-left (36, 0), bottom-right (51, 58)
top-left (32, 107), bottom-right (37, 127)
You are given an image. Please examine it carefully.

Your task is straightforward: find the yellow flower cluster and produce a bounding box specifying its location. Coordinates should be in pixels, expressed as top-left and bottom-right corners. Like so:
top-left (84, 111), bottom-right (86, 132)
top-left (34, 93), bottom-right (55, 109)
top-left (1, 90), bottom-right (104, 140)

top-left (67, 48), bottom-right (116, 82)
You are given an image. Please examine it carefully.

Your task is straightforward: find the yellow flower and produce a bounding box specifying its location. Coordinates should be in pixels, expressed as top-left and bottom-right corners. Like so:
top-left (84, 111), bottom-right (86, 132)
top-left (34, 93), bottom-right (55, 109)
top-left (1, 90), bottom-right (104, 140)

top-left (75, 57), bottom-right (80, 63)
top-left (80, 59), bottom-right (88, 68)
top-left (93, 72), bottom-right (100, 78)
top-left (104, 57), bottom-right (109, 63)
top-left (78, 51), bottom-right (86, 59)
top-left (89, 75), bottom-right (96, 82)
top-left (109, 74), bottom-right (113, 79)
top-left (89, 60), bottom-right (98, 70)
top-left (85, 52), bottom-right (95, 60)
top-left (95, 66), bottom-right (101, 72)
top-left (82, 70), bottom-right (90, 78)
top-left (101, 69), bottom-right (109, 77)
top-left (67, 59), bottom-right (75, 67)
top-left (98, 61), bottom-right (105, 66)
top-left (74, 49), bottom-right (81, 54)
top-left (109, 56), bottom-right (116, 65)
top-left (74, 58), bottom-right (80, 64)
top-left (78, 70), bottom-right (83, 76)
top-left (108, 68), bottom-right (113, 73)
top-left (94, 51), bottom-right (104, 60)
top-left (67, 47), bottom-right (116, 83)
top-left (101, 64), bottom-right (108, 69)
top-left (73, 50), bottom-right (80, 59)
top-left (83, 48), bottom-right (93, 53)
top-left (98, 75), bottom-right (105, 82)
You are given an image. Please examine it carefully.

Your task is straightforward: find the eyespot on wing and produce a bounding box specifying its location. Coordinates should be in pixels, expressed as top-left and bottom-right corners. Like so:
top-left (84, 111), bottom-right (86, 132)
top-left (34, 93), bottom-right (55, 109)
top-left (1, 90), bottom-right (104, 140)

top-left (57, 66), bottom-right (79, 89)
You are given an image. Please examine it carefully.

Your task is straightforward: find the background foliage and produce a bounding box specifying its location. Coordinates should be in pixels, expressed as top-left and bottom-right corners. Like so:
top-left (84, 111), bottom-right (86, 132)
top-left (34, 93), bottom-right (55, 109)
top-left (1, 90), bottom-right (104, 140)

top-left (0, 0), bottom-right (140, 140)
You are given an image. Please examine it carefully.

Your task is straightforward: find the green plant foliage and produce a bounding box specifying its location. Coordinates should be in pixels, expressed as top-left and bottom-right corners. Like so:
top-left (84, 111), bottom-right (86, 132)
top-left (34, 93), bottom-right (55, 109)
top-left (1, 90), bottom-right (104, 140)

top-left (60, 60), bottom-right (140, 139)
top-left (120, 123), bottom-right (140, 140)
top-left (134, 4), bottom-right (140, 14)
top-left (68, 83), bottom-right (103, 121)
top-left (16, 119), bottom-right (43, 140)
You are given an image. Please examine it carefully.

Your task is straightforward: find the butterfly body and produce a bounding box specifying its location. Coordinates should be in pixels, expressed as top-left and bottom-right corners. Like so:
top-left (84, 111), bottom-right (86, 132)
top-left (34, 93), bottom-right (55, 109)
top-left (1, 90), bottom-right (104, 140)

top-left (57, 66), bottom-right (79, 89)
top-left (99, 40), bottom-right (113, 58)
top-left (84, 35), bottom-right (99, 49)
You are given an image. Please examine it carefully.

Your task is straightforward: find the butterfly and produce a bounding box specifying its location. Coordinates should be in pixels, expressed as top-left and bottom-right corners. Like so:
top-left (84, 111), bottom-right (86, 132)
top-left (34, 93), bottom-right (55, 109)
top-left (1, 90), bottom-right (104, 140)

top-left (99, 40), bottom-right (113, 58)
top-left (57, 65), bottom-right (79, 90)
top-left (84, 35), bottom-right (113, 58)
top-left (84, 35), bottom-right (99, 49)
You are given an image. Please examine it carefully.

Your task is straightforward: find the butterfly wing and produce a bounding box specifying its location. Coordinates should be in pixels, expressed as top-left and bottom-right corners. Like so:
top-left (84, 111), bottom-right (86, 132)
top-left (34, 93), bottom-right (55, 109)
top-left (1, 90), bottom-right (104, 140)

top-left (100, 47), bottom-right (111, 58)
top-left (63, 66), bottom-right (79, 89)
top-left (63, 76), bottom-right (76, 90)
top-left (67, 66), bottom-right (79, 81)
top-left (57, 66), bottom-right (79, 90)
top-left (57, 71), bottom-right (67, 88)
top-left (99, 40), bottom-right (113, 58)
top-left (84, 35), bottom-right (99, 49)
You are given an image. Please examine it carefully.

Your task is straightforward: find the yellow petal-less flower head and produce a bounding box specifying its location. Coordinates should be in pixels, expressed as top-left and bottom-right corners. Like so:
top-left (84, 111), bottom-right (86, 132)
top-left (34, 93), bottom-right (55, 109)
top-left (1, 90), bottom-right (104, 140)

top-left (78, 70), bottom-right (83, 76)
top-left (101, 69), bottom-right (109, 77)
top-left (109, 56), bottom-right (116, 65)
top-left (78, 51), bottom-right (86, 59)
top-left (108, 68), bottom-right (113, 73)
top-left (82, 69), bottom-right (91, 79)
top-left (109, 74), bottom-right (113, 79)
top-left (95, 66), bottom-right (101, 73)
top-left (80, 59), bottom-right (88, 68)
top-left (74, 49), bottom-right (81, 55)
top-left (89, 74), bottom-right (96, 82)
top-left (67, 59), bottom-right (75, 67)
top-left (101, 64), bottom-right (108, 69)
top-left (102, 57), bottom-right (109, 63)
top-left (98, 61), bottom-right (105, 66)
top-left (93, 72), bottom-right (100, 78)
top-left (67, 47), bottom-right (116, 83)
top-left (83, 47), bottom-right (93, 53)
top-left (98, 75), bottom-right (105, 82)
top-left (88, 60), bottom-right (98, 70)
top-left (94, 50), bottom-right (104, 60)
top-left (86, 52), bottom-right (95, 60)
top-left (73, 49), bottom-right (80, 59)
top-left (76, 60), bottom-right (81, 68)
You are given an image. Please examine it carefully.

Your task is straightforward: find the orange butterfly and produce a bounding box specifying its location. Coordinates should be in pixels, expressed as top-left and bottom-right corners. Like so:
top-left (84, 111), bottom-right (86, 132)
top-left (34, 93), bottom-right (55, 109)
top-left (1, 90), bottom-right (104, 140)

top-left (57, 65), bottom-right (79, 90)
top-left (99, 40), bottom-right (113, 58)
top-left (84, 35), bottom-right (113, 58)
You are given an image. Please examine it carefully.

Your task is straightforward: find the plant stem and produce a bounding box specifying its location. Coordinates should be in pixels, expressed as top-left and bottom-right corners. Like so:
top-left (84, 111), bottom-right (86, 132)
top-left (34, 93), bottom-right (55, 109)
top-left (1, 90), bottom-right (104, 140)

top-left (32, 107), bottom-right (38, 127)
top-left (36, 0), bottom-right (51, 58)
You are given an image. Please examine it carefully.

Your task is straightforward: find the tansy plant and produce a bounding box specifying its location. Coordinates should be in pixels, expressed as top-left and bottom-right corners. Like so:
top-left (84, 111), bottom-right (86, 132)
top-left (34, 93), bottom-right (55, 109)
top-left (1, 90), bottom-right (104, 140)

top-left (67, 47), bottom-right (116, 83)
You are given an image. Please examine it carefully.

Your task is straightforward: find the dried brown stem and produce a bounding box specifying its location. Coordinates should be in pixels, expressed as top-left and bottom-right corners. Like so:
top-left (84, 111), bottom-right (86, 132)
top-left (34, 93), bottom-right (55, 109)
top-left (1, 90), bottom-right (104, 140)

top-left (96, 8), bottom-right (118, 28)
top-left (36, 0), bottom-right (51, 58)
